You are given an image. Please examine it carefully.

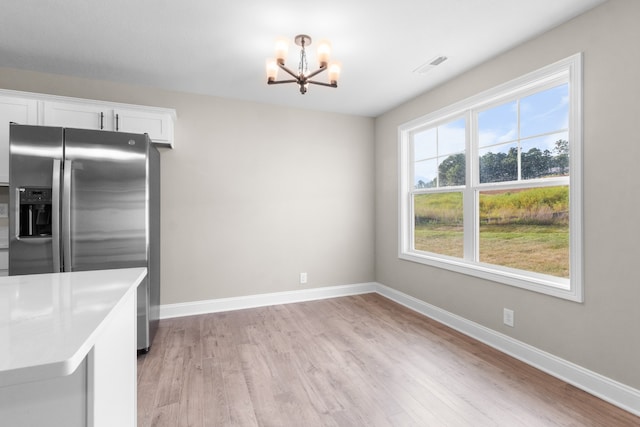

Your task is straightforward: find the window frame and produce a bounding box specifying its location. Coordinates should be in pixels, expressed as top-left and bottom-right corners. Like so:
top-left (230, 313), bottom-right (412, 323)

top-left (398, 54), bottom-right (583, 302)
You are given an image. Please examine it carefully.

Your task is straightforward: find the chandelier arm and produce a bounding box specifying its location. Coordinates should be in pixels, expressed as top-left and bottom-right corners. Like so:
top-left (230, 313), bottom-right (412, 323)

top-left (307, 80), bottom-right (338, 88)
top-left (268, 79), bottom-right (299, 85)
top-left (277, 62), bottom-right (300, 79)
top-left (304, 65), bottom-right (327, 80)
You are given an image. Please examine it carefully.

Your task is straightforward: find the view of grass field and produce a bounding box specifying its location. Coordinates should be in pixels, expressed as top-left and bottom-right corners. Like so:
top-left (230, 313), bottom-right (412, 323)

top-left (414, 186), bottom-right (569, 277)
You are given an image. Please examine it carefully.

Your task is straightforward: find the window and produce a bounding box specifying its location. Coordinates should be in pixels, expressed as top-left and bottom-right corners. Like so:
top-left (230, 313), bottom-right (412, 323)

top-left (399, 54), bottom-right (582, 301)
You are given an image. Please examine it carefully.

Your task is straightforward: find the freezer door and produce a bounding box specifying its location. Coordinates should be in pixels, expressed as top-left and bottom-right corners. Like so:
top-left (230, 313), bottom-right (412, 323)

top-left (62, 128), bottom-right (149, 272)
top-left (9, 124), bottom-right (64, 275)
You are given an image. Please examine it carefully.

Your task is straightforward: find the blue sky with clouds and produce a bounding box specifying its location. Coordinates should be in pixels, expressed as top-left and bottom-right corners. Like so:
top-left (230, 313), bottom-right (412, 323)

top-left (413, 83), bottom-right (569, 187)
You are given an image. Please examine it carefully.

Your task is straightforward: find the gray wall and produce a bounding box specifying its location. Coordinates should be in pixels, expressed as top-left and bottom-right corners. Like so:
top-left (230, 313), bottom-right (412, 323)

top-left (375, 0), bottom-right (640, 389)
top-left (0, 68), bottom-right (376, 304)
top-left (1, 0), bottom-right (637, 393)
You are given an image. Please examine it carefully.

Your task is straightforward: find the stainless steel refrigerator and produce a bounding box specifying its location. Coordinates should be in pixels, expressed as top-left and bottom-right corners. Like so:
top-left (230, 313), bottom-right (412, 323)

top-left (8, 123), bottom-right (160, 353)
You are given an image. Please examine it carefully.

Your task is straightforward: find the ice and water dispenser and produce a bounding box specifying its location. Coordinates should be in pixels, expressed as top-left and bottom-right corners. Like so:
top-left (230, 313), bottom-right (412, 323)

top-left (18, 187), bottom-right (53, 237)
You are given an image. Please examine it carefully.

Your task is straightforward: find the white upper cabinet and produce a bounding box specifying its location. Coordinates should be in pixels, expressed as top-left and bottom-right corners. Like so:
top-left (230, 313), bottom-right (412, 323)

top-left (43, 101), bottom-right (112, 131)
top-left (113, 107), bottom-right (174, 145)
top-left (0, 89), bottom-right (176, 183)
top-left (0, 95), bottom-right (38, 184)
top-left (42, 100), bottom-right (175, 147)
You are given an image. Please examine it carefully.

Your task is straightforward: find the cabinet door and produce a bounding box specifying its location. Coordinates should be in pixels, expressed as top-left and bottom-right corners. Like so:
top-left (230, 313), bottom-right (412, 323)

top-left (0, 96), bottom-right (38, 183)
top-left (43, 101), bottom-right (112, 131)
top-left (113, 108), bottom-right (174, 147)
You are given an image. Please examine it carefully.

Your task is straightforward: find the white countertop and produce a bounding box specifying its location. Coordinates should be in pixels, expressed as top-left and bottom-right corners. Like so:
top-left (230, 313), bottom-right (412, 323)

top-left (0, 267), bottom-right (147, 387)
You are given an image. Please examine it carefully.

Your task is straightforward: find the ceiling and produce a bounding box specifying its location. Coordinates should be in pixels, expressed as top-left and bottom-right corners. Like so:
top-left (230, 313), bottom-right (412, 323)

top-left (0, 0), bottom-right (606, 117)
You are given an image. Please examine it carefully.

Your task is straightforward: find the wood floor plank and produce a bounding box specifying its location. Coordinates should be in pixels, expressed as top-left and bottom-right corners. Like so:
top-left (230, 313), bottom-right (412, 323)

top-left (178, 358), bottom-right (204, 427)
top-left (137, 343), bottom-right (167, 427)
top-left (149, 402), bottom-right (180, 427)
top-left (154, 328), bottom-right (185, 408)
top-left (236, 343), bottom-right (286, 427)
top-left (202, 357), bottom-right (232, 426)
top-left (138, 293), bottom-right (640, 426)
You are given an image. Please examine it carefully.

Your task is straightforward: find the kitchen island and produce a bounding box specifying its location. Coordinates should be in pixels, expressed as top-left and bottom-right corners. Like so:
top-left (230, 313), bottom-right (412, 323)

top-left (0, 267), bottom-right (146, 427)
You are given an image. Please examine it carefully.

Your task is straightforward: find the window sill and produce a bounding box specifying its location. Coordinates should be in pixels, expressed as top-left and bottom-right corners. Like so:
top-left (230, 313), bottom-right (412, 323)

top-left (399, 250), bottom-right (582, 302)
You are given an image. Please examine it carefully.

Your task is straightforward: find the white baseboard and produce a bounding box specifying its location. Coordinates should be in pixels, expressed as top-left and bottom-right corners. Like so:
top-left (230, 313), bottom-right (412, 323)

top-left (159, 282), bottom-right (378, 319)
top-left (159, 281), bottom-right (640, 417)
top-left (374, 283), bottom-right (640, 418)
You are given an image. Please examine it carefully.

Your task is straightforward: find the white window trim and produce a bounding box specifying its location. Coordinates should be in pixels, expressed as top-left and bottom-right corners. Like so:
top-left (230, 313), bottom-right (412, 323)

top-left (398, 53), bottom-right (583, 302)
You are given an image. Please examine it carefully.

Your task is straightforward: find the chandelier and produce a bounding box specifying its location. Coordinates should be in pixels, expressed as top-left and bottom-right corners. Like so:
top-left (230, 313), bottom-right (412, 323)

top-left (266, 34), bottom-right (341, 94)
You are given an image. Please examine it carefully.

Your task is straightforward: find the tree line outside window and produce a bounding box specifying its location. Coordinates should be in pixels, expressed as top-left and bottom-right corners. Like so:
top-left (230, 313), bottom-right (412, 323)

top-left (415, 139), bottom-right (569, 189)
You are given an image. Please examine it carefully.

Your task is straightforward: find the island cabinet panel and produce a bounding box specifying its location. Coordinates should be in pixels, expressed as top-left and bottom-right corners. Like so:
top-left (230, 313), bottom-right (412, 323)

top-left (0, 360), bottom-right (88, 426)
top-left (0, 268), bottom-right (143, 427)
top-left (88, 289), bottom-right (137, 427)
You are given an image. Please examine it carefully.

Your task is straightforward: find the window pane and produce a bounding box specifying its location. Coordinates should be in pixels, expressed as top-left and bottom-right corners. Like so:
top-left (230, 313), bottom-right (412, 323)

top-left (521, 133), bottom-right (569, 179)
top-left (520, 84), bottom-right (569, 138)
top-left (438, 118), bottom-right (466, 156)
top-left (414, 193), bottom-right (463, 258)
top-left (479, 186), bottom-right (569, 278)
top-left (438, 153), bottom-right (465, 187)
top-left (478, 100), bottom-right (517, 147)
top-left (413, 127), bottom-right (437, 161)
top-left (479, 143), bottom-right (518, 183)
top-left (413, 117), bottom-right (467, 189)
top-left (414, 159), bottom-right (437, 188)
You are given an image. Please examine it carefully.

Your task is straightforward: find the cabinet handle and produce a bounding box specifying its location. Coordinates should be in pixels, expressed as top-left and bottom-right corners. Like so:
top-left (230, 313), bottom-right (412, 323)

top-left (100, 112), bottom-right (104, 130)
top-left (116, 114), bottom-right (119, 131)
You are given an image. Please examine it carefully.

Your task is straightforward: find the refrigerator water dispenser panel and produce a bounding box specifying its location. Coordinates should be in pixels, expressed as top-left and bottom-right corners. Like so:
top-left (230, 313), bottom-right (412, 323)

top-left (18, 187), bottom-right (53, 237)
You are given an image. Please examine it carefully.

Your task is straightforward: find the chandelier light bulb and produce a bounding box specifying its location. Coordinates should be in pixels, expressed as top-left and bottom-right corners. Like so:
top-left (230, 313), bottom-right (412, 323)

top-left (328, 62), bottom-right (341, 84)
top-left (266, 58), bottom-right (279, 81)
top-left (274, 38), bottom-right (289, 64)
top-left (317, 40), bottom-right (332, 67)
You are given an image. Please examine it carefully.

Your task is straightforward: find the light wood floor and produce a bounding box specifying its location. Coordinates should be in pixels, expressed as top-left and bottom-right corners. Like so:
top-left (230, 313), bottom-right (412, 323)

top-left (137, 293), bottom-right (639, 426)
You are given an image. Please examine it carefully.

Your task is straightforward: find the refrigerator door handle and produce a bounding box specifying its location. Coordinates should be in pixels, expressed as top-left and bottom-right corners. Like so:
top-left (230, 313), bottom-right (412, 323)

top-left (62, 160), bottom-right (72, 272)
top-left (52, 159), bottom-right (62, 272)
top-left (13, 188), bottom-right (21, 240)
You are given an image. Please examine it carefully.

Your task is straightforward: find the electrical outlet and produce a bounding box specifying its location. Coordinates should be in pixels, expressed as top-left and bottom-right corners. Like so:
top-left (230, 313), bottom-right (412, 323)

top-left (503, 308), bottom-right (515, 327)
top-left (299, 272), bottom-right (308, 284)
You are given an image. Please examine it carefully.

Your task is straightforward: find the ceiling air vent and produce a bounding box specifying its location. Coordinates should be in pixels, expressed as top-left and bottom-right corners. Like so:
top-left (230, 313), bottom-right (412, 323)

top-left (413, 55), bottom-right (448, 74)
